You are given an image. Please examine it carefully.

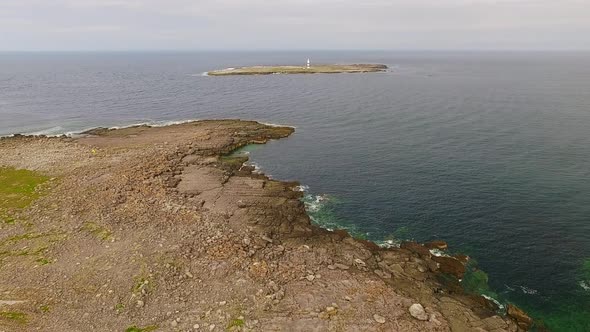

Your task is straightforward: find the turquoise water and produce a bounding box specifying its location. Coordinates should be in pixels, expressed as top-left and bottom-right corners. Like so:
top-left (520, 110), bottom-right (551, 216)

top-left (1, 51), bottom-right (589, 330)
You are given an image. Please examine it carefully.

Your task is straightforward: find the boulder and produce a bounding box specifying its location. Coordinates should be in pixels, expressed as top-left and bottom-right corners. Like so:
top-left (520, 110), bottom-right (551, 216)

top-left (373, 314), bottom-right (386, 324)
top-left (431, 255), bottom-right (465, 279)
top-left (424, 240), bottom-right (448, 250)
top-left (400, 242), bottom-right (431, 258)
top-left (507, 304), bottom-right (533, 330)
top-left (409, 303), bottom-right (429, 321)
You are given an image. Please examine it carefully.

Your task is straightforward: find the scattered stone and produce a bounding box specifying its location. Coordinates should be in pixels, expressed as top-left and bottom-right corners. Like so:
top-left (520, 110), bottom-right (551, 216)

top-left (429, 313), bottom-right (442, 326)
top-left (193, 323), bottom-right (200, 329)
top-left (171, 320), bottom-right (178, 327)
top-left (305, 275), bottom-right (315, 281)
top-left (409, 303), bottom-right (428, 321)
top-left (374, 269), bottom-right (392, 279)
top-left (354, 258), bottom-right (366, 267)
top-left (209, 324), bottom-right (216, 331)
top-left (135, 300), bottom-right (144, 308)
top-left (261, 234), bottom-right (273, 243)
top-left (334, 263), bottom-right (350, 270)
top-left (373, 314), bottom-right (386, 324)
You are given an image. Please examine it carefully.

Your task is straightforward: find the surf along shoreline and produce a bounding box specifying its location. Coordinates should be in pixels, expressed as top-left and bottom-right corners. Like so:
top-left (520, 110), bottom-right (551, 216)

top-left (0, 120), bottom-right (532, 331)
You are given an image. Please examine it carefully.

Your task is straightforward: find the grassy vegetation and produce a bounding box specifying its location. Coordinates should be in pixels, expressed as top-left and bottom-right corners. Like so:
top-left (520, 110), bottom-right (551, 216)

top-left (125, 325), bottom-right (158, 332)
top-left (0, 231), bottom-right (63, 269)
top-left (227, 318), bottom-right (245, 329)
top-left (0, 167), bottom-right (50, 224)
top-left (0, 311), bottom-right (28, 324)
top-left (132, 274), bottom-right (153, 297)
top-left (36, 257), bottom-right (51, 265)
top-left (82, 222), bottom-right (113, 241)
top-left (208, 64), bottom-right (387, 76)
top-left (114, 303), bottom-right (125, 313)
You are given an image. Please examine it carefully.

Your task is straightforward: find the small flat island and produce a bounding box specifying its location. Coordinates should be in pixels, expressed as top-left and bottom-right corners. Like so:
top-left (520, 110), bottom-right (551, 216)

top-left (207, 63), bottom-right (388, 76)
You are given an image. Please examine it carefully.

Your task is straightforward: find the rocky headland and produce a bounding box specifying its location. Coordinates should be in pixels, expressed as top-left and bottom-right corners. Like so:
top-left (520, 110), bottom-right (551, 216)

top-left (207, 64), bottom-right (388, 76)
top-left (0, 120), bottom-right (532, 331)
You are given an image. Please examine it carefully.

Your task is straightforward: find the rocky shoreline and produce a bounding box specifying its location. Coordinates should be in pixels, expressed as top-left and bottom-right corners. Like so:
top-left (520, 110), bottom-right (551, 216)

top-left (0, 120), bottom-right (531, 331)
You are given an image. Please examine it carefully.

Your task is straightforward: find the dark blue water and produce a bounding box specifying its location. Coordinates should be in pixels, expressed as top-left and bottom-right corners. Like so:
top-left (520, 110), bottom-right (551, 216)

top-left (1, 51), bottom-right (589, 330)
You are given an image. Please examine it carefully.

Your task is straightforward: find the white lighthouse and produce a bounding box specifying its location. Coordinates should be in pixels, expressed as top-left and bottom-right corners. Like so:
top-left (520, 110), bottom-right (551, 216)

top-left (306, 58), bottom-right (311, 69)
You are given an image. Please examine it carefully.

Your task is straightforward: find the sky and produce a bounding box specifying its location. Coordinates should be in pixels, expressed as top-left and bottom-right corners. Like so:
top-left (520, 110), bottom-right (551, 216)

top-left (1, 0), bottom-right (589, 51)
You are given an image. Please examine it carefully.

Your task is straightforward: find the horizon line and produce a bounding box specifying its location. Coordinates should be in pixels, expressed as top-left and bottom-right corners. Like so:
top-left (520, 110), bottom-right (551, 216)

top-left (1, 48), bottom-right (590, 53)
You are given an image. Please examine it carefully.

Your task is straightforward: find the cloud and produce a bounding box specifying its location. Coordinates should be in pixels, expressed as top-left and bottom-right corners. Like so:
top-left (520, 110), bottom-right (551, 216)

top-left (0, 0), bottom-right (589, 50)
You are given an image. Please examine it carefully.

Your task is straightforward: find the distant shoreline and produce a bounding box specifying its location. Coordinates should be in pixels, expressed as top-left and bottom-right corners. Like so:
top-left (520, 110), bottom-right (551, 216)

top-left (207, 64), bottom-right (388, 76)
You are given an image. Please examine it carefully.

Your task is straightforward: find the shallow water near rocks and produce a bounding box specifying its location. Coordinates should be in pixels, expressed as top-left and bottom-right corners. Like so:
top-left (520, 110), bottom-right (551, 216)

top-left (1, 51), bottom-right (590, 331)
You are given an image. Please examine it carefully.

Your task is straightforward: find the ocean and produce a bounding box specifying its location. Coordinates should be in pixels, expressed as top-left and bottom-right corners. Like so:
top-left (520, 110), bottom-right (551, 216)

top-left (1, 51), bottom-right (589, 331)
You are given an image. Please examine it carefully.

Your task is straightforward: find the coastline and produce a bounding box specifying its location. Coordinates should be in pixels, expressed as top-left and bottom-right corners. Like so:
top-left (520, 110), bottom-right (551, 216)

top-left (207, 64), bottom-right (388, 76)
top-left (0, 120), bottom-right (531, 331)
top-left (0, 120), bottom-right (297, 140)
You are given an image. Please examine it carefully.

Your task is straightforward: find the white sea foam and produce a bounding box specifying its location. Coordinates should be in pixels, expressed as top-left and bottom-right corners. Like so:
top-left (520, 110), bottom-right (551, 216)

top-left (518, 285), bottom-right (539, 295)
top-left (30, 119), bottom-right (201, 138)
top-left (246, 161), bottom-right (263, 175)
top-left (303, 194), bottom-right (327, 213)
top-left (27, 126), bottom-right (64, 136)
top-left (259, 122), bottom-right (297, 129)
top-left (580, 281), bottom-right (590, 291)
top-left (482, 294), bottom-right (505, 310)
top-left (108, 119), bottom-right (201, 130)
top-left (375, 239), bottom-right (401, 248)
top-left (429, 249), bottom-right (448, 257)
top-left (295, 185), bottom-right (310, 192)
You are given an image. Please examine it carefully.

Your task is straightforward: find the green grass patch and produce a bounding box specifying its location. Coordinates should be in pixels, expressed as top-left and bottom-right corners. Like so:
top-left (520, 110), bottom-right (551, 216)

top-left (36, 257), bottom-right (51, 265)
top-left (0, 311), bottom-right (28, 324)
top-left (40, 305), bottom-right (50, 313)
top-left (227, 318), bottom-right (245, 329)
top-left (114, 303), bottom-right (125, 313)
top-left (82, 222), bottom-right (113, 241)
top-left (125, 325), bottom-right (158, 332)
top-left (0, 167), bottom-right (50, 223)
top-left (1, 232), bottom-right (48, 246)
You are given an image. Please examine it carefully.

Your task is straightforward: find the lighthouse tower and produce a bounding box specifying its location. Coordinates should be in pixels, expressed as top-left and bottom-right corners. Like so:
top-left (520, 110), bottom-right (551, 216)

top-left (306, 58), bottom-right (311, 69)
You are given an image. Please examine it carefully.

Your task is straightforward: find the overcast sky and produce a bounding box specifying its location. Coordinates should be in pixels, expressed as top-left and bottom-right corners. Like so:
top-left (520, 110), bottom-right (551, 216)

top-left (1, 0), bottom-right (589, 51)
